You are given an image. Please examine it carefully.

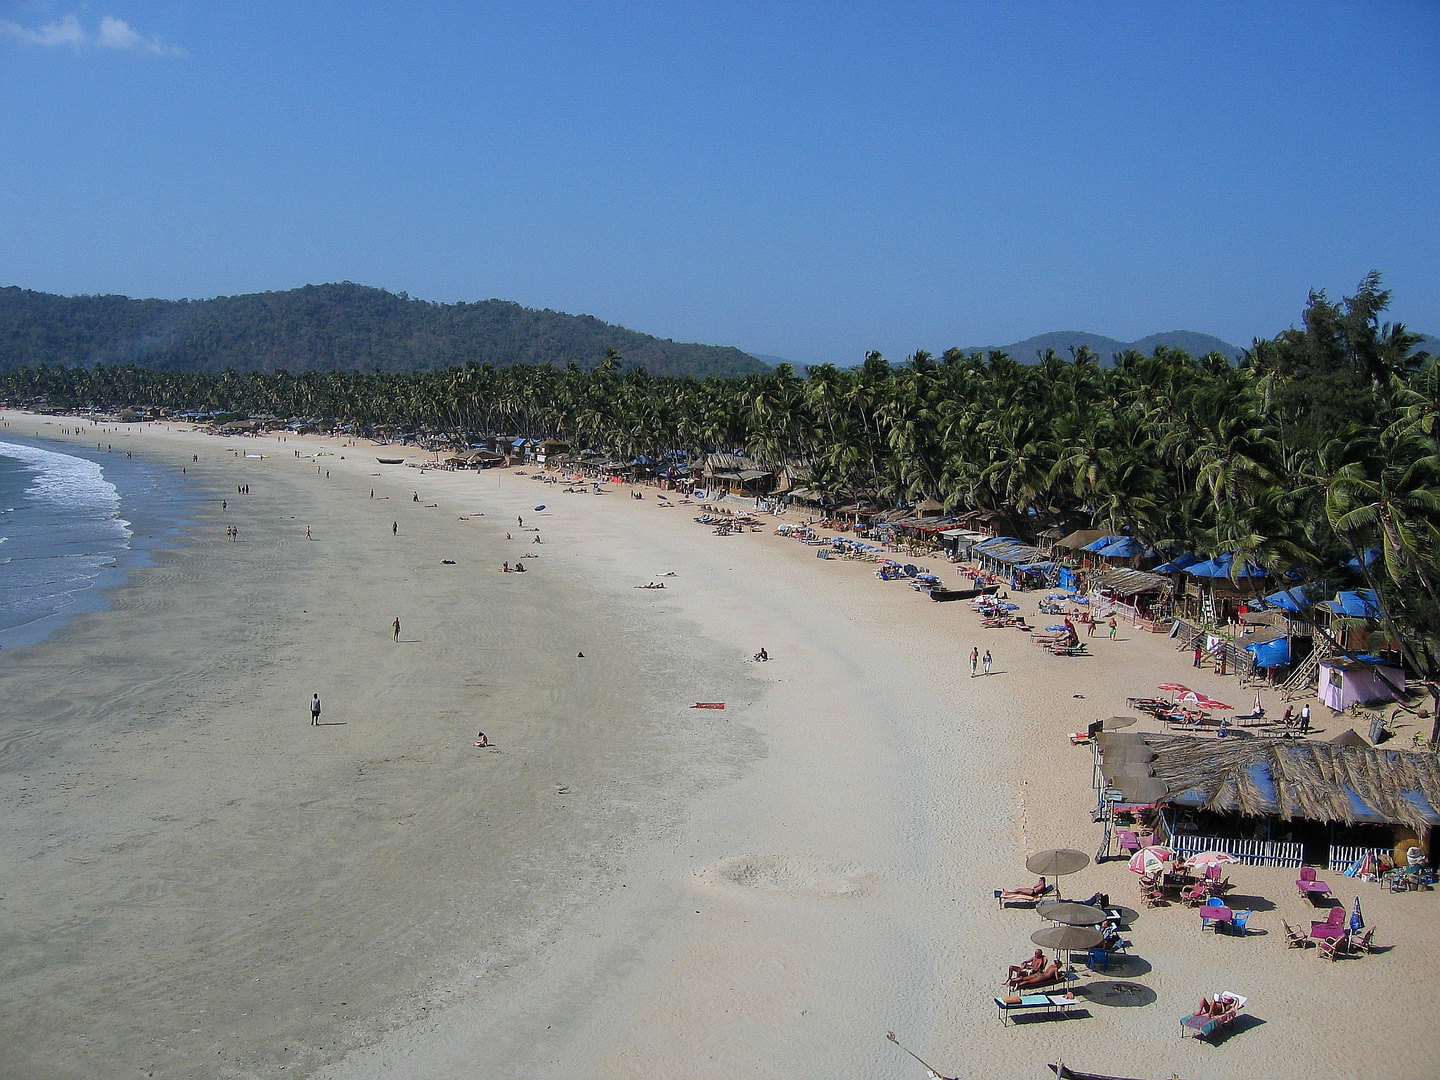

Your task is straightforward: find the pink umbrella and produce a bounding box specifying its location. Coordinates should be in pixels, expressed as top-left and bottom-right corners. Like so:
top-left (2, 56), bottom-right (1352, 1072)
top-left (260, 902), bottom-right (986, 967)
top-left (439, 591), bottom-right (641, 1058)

top-left (1178, 691), bottom-right (1201, 705)
top-left (1157, 683), bottom-right (1191, 693)
top-left (1128, 846), bottom-right (1173, 875)
top-left (1197, 697), bottom-right (1233, 710)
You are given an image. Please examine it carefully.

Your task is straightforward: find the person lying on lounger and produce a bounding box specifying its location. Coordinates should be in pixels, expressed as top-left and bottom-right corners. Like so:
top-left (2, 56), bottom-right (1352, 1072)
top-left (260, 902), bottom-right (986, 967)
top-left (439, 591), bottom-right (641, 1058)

top-left (1007, 950), bottom-right (1046, 980)
top-left (999, 877), bottom-right (1049, 902)
top-left (1008, 960), bottom-right (1062, 990)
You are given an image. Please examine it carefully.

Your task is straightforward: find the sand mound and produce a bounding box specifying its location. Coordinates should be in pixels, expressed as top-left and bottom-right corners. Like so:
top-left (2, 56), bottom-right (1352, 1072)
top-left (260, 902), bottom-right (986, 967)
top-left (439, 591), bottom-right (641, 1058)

top-left (697, 855), bottom-right (873, 898)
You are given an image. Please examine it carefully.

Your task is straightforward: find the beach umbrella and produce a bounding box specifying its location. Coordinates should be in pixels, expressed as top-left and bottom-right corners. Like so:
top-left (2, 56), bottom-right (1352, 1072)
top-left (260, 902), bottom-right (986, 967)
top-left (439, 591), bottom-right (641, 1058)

top-left (1350, 895), bottom-right (1365, 933)
top-left (1031, 925), bottom-right (1104, 952)
top-left (1035, 901), bottom-right (1108, 927)
top-left (1158, 683), bottom-right (1191, 693)
top-left (1025, 849), bottom-right (1091, 878)
top-left (1197, 697), bottom-right (1233, 710)
top-left (1128, 846), bottom-right (1172, 875)
top-left (1184, 851), bottom-right (1239, 870)
top-left (1115, 778), bottom-right (1169, 805)
top-left (1101, 715), bottom-right (1138, 730)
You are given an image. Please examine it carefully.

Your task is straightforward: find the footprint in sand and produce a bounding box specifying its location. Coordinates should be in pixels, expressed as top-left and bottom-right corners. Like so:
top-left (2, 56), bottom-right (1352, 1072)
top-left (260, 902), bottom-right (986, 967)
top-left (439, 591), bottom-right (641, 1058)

top-left (697, 855), bottom-right (873, 898)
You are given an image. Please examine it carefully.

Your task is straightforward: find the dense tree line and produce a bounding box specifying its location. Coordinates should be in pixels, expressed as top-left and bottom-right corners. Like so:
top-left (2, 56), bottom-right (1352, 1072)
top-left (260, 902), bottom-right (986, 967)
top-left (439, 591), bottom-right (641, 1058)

top-left (0, 282), bottom-right (767, 378)
top-left (5, 274), bottom-right (1439, 705)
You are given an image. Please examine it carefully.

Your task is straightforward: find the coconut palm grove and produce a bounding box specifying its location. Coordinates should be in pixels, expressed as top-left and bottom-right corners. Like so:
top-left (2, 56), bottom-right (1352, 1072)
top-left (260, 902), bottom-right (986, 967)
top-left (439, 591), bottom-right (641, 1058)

top-left (4, 273), bottom-right (1437, 689)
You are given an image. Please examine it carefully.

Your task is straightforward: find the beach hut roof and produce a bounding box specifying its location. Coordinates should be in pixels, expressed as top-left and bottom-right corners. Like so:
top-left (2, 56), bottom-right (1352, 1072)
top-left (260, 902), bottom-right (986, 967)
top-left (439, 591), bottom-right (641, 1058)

top-left (1321, 589), bottom-right (1382, 618)
top-left (1243, 636), bottom-right (1291, 668)
top-left (1054, 529), bottom-right (1111, 551)
top-left (1183, 553), bottom-right (1267, 578)
top-left (1152, 552), bottom-right (1202, 573)
top-left (1095, 537), bottom-right (1152, 559)
top-left (1082, 534), bottom-right (1123, 552)
top-left (1142, 734), bottom-right (1440, 829)
top-left (1260, 581), bottom-right (1327, 612)
top-left (1095, 568), bottom-right (1174, 596)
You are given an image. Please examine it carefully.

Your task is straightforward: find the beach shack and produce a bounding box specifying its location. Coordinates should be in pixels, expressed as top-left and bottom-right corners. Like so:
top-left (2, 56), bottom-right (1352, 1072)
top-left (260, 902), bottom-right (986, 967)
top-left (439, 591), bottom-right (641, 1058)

top-left (1100, 732), bottom-right (1439, 869)
top-left (1317, 655), bottom-right (1406, 711)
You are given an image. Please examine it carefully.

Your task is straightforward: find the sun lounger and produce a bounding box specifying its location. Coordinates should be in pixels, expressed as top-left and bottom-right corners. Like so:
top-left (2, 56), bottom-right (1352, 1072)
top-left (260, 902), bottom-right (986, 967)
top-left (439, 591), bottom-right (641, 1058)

top-left (995, 993), bottom-right (1080, 1025)
top-left (996, 883), bottom-right (1054, 908)
top-left (1180, 993), bottom-right (1246, 1039)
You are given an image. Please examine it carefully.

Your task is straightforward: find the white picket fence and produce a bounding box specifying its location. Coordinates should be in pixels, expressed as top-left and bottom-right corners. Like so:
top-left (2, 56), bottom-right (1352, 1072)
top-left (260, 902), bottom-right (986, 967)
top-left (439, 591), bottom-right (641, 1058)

top-left (1327, 845), bottom-right (1390, 874)
top-left (1170, 833), bottom-right (1305, 868)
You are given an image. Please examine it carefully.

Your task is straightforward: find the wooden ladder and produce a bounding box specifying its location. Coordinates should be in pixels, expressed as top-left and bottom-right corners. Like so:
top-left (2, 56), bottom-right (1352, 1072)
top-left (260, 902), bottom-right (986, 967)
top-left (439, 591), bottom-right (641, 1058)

top-left (1279, 649), bottom-right (1323, 699)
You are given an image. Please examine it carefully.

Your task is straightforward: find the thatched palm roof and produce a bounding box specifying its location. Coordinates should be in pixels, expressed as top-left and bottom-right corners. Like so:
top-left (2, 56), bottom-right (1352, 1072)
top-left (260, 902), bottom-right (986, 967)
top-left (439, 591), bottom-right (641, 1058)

top-left (1142, 734), bottom-right (1440, 831)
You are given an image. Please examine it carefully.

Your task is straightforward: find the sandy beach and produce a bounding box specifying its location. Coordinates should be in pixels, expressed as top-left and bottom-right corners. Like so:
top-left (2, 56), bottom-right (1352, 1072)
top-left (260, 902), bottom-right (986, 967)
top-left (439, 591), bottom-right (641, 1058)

top-left (3, 412), bottom-right (1438, 1080)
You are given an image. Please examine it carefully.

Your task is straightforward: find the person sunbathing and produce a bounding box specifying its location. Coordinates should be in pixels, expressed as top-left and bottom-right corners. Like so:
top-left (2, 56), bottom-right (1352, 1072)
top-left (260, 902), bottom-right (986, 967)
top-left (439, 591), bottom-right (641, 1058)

top-left (998, 877), bottom-right (1049, 902)
top-left (1007, 949), bottom-right (1046, 980)
top-left (1008, 960), bottom-right (1062, 990)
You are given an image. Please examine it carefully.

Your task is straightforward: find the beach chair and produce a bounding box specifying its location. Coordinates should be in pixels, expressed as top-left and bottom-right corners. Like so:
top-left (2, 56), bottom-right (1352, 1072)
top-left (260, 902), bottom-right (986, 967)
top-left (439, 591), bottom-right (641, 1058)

top-left (1116, 829), bottom-right (1142, 855)
top-left (1140, 877), bottom-right (1167, 908)
top-left (1310, 906), bottom-right (1345, 938)
top-left (1281, 920), bottom-right (1310, 948)
top-left (1180, 993), bottom-right (1247, 1040)
top-left (1179, 882), bottom-right (1211, 906)
top-left (1204, 864), bottom-right (1233, 894)
top-left (1318, 933), bottom-right (1348, 961)
top-left (1351, 928), bottom-right (1375, 954)
top-left (1229, 910), bottom-right (1252, 936)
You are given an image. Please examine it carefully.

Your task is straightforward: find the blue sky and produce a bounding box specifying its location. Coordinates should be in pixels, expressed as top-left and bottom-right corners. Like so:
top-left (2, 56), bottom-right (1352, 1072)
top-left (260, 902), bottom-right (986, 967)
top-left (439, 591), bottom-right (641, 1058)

top-left (1, 2), bottom-right (1436, 364)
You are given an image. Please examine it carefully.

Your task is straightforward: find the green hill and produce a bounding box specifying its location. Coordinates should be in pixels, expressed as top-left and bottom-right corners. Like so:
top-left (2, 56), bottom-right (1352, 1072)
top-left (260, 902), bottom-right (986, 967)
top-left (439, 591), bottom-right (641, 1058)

top-left (972, 329), bottom-right (1245, 365)
top-left (0, 282), bottom-right (767, 378)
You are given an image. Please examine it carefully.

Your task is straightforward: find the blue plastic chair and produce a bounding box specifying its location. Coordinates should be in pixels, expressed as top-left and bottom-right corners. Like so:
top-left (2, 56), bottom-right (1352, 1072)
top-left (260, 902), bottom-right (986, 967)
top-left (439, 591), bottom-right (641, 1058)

top-left (1230, 910), bottom-right (1251, 936)
top-left (1085, 948), bottom-right (1111, 971)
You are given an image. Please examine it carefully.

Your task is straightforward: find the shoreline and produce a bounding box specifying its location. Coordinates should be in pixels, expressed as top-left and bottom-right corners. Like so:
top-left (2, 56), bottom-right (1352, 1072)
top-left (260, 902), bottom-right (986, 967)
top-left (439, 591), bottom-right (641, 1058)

top-left (3, 412), bottom-right (1438, 1079)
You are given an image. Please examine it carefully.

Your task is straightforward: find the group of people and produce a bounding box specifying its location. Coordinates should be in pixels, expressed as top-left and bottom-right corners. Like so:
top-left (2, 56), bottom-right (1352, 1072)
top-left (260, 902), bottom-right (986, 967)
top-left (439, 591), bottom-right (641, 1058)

top-left (1279, 703), bottom-right (1313, 732)
top-left (969, 646), bottom-right (993, 677)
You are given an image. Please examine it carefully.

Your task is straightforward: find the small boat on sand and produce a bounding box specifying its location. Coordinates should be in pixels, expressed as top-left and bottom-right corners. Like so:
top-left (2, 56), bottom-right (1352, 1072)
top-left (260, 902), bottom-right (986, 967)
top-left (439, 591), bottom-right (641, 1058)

top-left (929, 584), bottom-right (999, 602)
top-left (1050, 1064), bottom-right (1187, 1080)
top-left (376, 457), bottom-right (404, 464)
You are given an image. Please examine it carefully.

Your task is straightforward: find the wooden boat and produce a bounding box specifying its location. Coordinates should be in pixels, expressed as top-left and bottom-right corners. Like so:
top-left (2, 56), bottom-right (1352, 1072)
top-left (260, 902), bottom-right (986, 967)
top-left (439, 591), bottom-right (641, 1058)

top-left (1050, 1064), bottom-right (1186, 1080)
top-left (376, 457), bottom-right (404, 464)
top-left (929, 584), bottom-right (999, 602)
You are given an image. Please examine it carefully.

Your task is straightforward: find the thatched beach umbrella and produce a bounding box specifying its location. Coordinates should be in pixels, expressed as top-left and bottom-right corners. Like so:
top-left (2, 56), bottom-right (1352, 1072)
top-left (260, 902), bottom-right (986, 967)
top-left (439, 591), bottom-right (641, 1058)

top-left (1101, 715), bottom-right (1138, 730)
top-left (1035, 901), bottom-right (1108, 927)
top-left (1031, 924), bottom-right (1104, 969)
top-left (1026, 848), bottom-right (1090, 896)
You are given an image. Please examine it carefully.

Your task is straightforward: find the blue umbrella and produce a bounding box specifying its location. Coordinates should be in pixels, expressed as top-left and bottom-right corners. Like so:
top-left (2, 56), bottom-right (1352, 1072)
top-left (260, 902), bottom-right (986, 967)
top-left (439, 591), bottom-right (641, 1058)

top-left (1349, 895), bottom-right (1365, 933)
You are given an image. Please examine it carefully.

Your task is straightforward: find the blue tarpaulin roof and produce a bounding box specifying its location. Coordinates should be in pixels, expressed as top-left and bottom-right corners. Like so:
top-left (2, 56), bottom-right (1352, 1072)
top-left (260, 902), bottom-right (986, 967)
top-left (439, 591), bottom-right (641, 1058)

top-left (1245, 637), bottom-right (1291, 668)
top-left (1322, 589), bottom-right (1382, 618)
top-left (1082, 534), bottom-right (1122, 552)
top-left (1097, 537), bottom-right (1150, 559)
top-left (1261, 582), bottom-right (1326, 612)
top-left (1153, 553), bottom-right (1201, 573)
top-left (1344, 548), bottom-right (1381, 571)
top-left (1184, 553), bottom-right (1267, 579)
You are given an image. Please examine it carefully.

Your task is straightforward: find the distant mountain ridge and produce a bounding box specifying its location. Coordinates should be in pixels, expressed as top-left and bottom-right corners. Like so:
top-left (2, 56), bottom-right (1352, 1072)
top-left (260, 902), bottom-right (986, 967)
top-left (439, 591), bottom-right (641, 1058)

top-left (0, 283), bottom-right (767, 379)
top-left (971, 329), bottom-right (1246, 365)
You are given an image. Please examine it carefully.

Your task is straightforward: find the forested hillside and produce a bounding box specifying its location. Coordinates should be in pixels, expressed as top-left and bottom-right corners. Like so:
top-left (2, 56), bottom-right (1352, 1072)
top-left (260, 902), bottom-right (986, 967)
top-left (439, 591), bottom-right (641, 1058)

top-left (0, 282), bottom-right (767, 378)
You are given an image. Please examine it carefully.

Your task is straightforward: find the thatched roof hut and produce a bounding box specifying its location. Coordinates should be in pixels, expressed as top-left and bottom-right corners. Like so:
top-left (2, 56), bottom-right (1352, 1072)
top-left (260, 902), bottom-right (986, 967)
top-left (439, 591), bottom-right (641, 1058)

top-left (1142, 734), bottom-right (1440, 833)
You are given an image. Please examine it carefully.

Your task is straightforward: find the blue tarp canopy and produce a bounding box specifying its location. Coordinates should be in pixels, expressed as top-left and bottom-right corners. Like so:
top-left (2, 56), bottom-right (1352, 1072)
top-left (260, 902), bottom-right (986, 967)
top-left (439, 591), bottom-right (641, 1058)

top-left (1082, 534), bottom-right (1122, 552)
top-left (1322, 589), bottom-right (1382, 618)
top-left (1344, 548), bottom-right (1381, 571)
top-left (1097, 537), bottom-right (1150, 559)
top-left (1153, 552), bottom-right (1202, 573)
top-left (1184, 553), bottom-right (1267, 579)
top-left (1245, 637), bottom-right (1291, 668)
top-left (1261, 581), bottom-right (1327, 612)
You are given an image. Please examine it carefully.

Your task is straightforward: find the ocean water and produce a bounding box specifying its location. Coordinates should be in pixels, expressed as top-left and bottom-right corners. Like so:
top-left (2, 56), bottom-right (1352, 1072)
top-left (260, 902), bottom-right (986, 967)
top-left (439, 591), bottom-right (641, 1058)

top-left (0, 435), bottom-right (198, 651)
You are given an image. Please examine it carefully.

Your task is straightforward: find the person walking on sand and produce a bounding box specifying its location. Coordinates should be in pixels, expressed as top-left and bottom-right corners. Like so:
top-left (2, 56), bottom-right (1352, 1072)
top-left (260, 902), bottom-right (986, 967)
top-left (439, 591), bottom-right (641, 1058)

top-left (392, 521), bottom-right (398, 536)
top-left (1087, 614), bottom-right (1096, 637)
top-left (983, 649), bottom-right (993, 675)
top-left (970, 646), bottom-right (980, 678)
top-left (393, 617), bottom-right (401, 642)
top-left (305, 526), bottom-right (312, 540)
top-left (1194, 643), bottom-right (1203, 667)
top-left (310, 693), bottom-right (322, 725)
top-left (1300, 703), bottom-right (1311, 733)
top-left (1108, 616), bottom-right (1118, 640)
